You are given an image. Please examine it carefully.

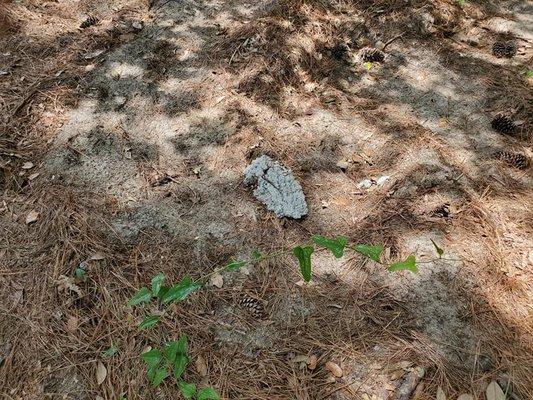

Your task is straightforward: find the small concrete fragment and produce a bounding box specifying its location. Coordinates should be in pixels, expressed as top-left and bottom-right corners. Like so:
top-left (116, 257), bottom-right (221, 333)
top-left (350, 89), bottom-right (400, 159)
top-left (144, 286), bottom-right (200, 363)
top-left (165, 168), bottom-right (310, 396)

top-left (244, 155), bottom-right (308, 219)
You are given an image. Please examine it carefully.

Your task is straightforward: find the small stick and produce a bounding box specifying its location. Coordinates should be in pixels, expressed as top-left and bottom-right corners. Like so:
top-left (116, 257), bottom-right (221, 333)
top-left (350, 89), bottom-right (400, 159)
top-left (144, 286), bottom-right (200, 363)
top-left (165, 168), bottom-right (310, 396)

top-left (383, 32), bottom-right (405, 51)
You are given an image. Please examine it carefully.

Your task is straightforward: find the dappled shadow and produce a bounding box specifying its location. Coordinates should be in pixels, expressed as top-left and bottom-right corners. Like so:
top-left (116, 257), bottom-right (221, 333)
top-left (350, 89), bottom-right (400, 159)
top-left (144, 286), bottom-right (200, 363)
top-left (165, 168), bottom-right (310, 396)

top-left (1, 0), bottom-right (532, 399)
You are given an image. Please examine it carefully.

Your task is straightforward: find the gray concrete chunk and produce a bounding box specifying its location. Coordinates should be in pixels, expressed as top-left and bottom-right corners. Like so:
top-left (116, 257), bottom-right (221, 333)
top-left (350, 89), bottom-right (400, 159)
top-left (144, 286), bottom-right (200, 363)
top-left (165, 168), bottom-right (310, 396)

top-left (244, 155), bottom-right (308, 219)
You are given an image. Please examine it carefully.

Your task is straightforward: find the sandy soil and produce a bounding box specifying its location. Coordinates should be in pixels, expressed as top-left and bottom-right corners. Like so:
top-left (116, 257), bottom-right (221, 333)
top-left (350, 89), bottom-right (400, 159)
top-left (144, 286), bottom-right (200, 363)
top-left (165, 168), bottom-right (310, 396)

top-left (1, 0), bottom-right (532, 399)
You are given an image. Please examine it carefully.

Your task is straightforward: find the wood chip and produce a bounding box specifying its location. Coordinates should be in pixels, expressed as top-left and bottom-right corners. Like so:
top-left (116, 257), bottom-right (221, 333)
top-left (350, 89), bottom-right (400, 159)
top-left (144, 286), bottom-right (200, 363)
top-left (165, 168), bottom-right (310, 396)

top-left (325, 361), bottom-right (343, 377)
top-left (28, 172), bottom-right (40, 180)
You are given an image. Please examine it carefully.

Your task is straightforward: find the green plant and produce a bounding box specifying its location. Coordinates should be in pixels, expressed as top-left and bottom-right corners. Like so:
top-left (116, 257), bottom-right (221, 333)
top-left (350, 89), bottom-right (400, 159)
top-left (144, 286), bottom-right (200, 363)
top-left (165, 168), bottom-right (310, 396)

top-left (128, 235), bottom-right (447, 395)
top-left (141, 334), bottom-right (219, 399)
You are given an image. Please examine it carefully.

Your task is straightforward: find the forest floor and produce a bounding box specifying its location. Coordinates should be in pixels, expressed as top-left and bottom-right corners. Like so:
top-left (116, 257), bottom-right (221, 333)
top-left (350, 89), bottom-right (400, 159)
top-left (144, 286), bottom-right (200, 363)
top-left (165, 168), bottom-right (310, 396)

top-left (1, 0), bottom-right (532, 399)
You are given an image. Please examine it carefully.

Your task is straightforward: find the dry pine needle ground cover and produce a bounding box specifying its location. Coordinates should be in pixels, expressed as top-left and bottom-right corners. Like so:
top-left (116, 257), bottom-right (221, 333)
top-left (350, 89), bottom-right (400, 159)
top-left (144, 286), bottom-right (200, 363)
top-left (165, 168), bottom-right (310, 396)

top-left (0, 0), bottom-right (532, 399)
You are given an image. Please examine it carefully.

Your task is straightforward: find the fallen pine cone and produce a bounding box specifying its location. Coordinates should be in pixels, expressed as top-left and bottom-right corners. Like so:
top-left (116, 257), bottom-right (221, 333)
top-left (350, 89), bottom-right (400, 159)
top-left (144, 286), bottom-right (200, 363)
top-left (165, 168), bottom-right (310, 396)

top-left (80, 16), bottom-right (99, 29)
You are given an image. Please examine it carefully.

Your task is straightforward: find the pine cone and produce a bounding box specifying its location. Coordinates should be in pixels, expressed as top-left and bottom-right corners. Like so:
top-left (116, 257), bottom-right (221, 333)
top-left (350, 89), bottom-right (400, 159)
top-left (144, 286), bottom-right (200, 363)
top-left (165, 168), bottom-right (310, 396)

top-left (80, 16), bottom-right (99, 29)
top-left (494, 151), bottom-right (529, 170)
top-left (360, 47), bottom-right (385, 63)
top-left (492, 41), bottom-right (517, 58)
top-left (431, 203), bottom-right (450, 218)
top-left (331, 43), bottom-right (350, 61)
top-left (239, 295), bottom-right (265, 319)
top-left (491, 114), bottom-right (516, 135)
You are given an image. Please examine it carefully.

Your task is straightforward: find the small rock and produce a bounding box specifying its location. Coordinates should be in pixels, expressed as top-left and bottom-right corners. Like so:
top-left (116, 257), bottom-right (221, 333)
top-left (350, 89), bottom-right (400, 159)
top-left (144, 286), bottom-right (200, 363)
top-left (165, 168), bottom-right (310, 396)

top-left (112, 95), bottom-right (127, 110)
top-left (375, 175), bottom-right (390, 186)
top-left (131, 20), bottom-right (143, 31)
top-left (336, 159), bottom-right (350, 171)
top-left (244, 155), bottom-right (308, 219)
top-left (356, 179), bottom-right (373, 189)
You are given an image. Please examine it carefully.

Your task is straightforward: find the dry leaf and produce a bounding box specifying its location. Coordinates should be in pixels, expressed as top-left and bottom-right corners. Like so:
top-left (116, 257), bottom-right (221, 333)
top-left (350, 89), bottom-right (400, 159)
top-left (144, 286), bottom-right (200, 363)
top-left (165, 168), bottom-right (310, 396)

top-left (457, 394), bottom-right (474, 400)
top-left (436, 386), bottom-right (446, 400)
top-left (308, 354), bottom-right (318, 370)
top-left (22, 162), bottom-right (34, 170)
top-left (66, 316), bottom-right (79, 333)
top-left (209, 272), bottom-right (223, 288)
top-left (325, 361), bottom-right (343, 377)
top-left (25, 210), bottom-right (39, 225)
top-left (195, 355), bottom-right (208, 377)
top-left (96, 361), bottom-right (107, 385)
top-left (486, 381), bottom-right (505, 400)
top-left (28, 172), bottom-right (40, 180)
top-left (57, 275), bottom-right (83, 296)
top-left (89, 253), bottom-right (105, 261)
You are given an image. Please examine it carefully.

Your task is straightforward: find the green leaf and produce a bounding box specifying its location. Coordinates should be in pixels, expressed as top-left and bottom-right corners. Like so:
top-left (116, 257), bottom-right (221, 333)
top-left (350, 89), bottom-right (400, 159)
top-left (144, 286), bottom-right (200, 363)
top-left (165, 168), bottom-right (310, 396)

top-left (197, 387), bottom-right (220, 400)
top-left (363, 61), bottom-right (373, 70)
top-left (176, 334), bottom-right (188, 355)
top-left (293, 246), bottom-right (314, 282)
top-left (354, 244), bottom-right (383, 263)
top-left (74, 267), bottom-right (87, 281)
top-left (161, 277), bottom-right (201, 304)
top-left (139, 315), bottom-right (161, 330)
top-left (151, 272), bottom-right (165, 296)
top-left (430, 239), bottom-right (444, 258)
top-left (157, 285), bottom-right (169, 301)
top-left (388, 255), bottom-right (418, 273)
top-left (178, 381), bottom-right (196, 399)
top-left (150, 367), bottom-right (168, 387)
top-left (524, 69), bottom-right (533, 78)
top-left (141, 349), bottom-right (162, 368)
top-left (251, 250), bottom-right (262, 261)
top-left (127, 287), bottom-right (152, 306)
top-left (173, 354), bottom-right (189, 380)
top-left (224, 260), bottom-right (247, 270)
top-left (312, 235), bottom-right (348, 258)
top-left (170, 335), bottom-right (189, 379)
top-left (102, 345), bottom-right (118, 357)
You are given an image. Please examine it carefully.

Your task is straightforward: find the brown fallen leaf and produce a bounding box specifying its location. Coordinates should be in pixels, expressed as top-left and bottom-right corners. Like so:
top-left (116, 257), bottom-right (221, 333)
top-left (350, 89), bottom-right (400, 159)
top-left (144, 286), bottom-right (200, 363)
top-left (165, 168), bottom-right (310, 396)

top-left (195, 355), bottom-right (208, 377)
top-left (89, 253), bottom-right (105, 261)
top-left (308, 354), bottom-right (318, 370)
top-left (96, 361), bottom-right (107, 385)
top-left (486, 381), bottom-right (505, 400)
top-left (57, 275), bottom-right (83, 296)
top-left (325, 361), bottom-right (343, 378)
top-left (66, 315), bottom-right (79, 333)
top-left (25, 210), bottom-right (39, 225)
top-left (209, 272), bottom-right (223, 288)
